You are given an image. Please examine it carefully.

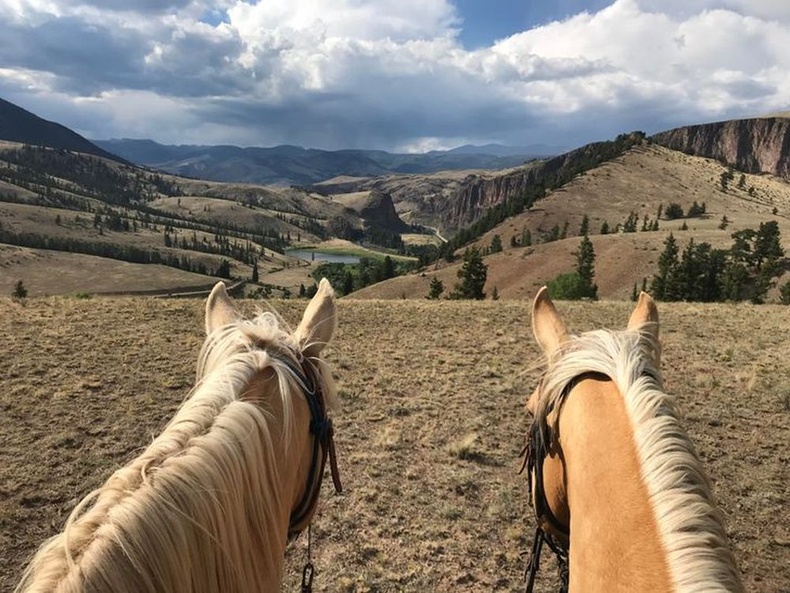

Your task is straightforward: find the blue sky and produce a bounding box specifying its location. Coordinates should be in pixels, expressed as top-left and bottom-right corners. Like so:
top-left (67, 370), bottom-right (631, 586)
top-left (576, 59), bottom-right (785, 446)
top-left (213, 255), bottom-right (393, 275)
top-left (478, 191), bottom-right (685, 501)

top-left (455, 0), bottom-right (613, 47)
top-left (0, 1), bottom-right (788, 152)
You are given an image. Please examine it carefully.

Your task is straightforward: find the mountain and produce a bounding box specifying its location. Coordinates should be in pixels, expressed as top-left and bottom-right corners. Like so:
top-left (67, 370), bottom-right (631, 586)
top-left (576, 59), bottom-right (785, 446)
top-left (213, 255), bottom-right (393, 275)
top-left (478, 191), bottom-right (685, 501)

top-left (651, 116), bottom-right (790, 178)
top-left (93, 139), bottom-right (552, 186)
top-left (0, 98), bottom-right (124, 163)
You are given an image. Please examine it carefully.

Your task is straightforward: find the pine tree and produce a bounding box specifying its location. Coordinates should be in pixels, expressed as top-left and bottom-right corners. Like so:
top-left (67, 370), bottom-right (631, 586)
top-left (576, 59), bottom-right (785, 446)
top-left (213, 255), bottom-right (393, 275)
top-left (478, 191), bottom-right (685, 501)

top-left (251, 260), bottom-right (259, 283)
top-left (651, 233), bottom-right (679, 300)
top-left (579, 215), bottom-right (590, 236)
top-left (450, 247), bottom-right (487, 300)
top-left (575, 234), bottom-right (598, 299)
top-left (13, 280), bottom-right (28, 299)
top-left (490, 234), bottom-right (503, 253)
top-left (427, 276), bottom-right (444, 299)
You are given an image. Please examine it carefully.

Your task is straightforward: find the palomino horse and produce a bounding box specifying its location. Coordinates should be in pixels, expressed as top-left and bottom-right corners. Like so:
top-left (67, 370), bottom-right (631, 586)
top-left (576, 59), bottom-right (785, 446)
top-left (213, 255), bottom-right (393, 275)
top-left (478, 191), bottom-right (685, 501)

top-left (524, 287), bottom-right (743, 593)
top-left (17, 280), bottom-right (341, 593)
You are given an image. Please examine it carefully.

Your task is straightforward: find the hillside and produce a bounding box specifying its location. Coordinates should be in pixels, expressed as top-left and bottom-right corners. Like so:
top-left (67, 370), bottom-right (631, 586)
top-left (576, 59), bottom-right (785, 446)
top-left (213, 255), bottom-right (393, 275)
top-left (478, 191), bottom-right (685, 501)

top-left (0, 98), bottom-right (123, 163)
top-left (349, 144), bottom-right (790, 301)
top-left (0, 141), bottom-right (407, 297)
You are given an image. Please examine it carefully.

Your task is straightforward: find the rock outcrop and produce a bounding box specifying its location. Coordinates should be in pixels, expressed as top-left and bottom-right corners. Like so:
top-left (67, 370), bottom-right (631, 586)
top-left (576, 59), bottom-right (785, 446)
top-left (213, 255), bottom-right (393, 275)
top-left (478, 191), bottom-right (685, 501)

top-left (439, 134), bottom-right (644, 231)
top-left (651, 117), bottom-right (790, 179)
top-left (355, 190), bottom-right (410, 232)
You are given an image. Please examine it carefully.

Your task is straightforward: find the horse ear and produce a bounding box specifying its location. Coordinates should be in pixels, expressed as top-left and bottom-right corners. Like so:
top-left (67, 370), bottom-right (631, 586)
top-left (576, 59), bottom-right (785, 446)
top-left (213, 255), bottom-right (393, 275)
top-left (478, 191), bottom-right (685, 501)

top-left (531, 286), bottom-right (570, 359)
top-left (627, 291), bottom-right (659, 341)
top-left (205, 282), bottom-right (240, 335)
top-left (295, 278), bottom-right (337, 358)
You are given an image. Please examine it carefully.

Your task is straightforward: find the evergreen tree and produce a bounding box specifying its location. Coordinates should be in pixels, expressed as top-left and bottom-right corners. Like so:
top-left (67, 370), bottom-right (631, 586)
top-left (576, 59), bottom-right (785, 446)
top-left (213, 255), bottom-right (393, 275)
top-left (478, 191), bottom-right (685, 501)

top-left (600, 221), bottom-right (610, 235)
top-left (651, 233), bottom-right (679, 300)
top-left (665, 203), bottom-right (684, 219)
top-left (450, 247), bottom-right (487, 300)
top-left (579, 214), bottom-right (590, 236)
top-left (381, 255), bottom-right (396, 280)
top-left (575, 234), bottom-right (598, 299)
top-left (490, 234), bottom-right (503, 253)
top-left (521, 227), bottom-right (532, 246)
top-left (251, 259), bottom-right (259, 282)
top-left (216, 259), bottom-right (231, 279)
top-left (13, 279), bottom-right (27, 299)
top-left (427, 276), bottom-right (444, 299)
top-left (623, 211), bottom-right (638, 233)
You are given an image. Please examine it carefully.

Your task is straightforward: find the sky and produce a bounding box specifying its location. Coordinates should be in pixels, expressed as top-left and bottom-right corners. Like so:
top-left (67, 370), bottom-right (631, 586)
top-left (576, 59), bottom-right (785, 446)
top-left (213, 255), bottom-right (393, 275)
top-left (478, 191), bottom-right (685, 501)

top-left (0, 0), bottom-right (789, 153)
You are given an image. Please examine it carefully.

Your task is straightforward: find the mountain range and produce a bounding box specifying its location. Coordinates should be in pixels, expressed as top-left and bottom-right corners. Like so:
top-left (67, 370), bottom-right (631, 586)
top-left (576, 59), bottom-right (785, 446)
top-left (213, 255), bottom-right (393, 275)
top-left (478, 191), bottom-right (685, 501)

top-left (92, 138), bottom-right (558, 186)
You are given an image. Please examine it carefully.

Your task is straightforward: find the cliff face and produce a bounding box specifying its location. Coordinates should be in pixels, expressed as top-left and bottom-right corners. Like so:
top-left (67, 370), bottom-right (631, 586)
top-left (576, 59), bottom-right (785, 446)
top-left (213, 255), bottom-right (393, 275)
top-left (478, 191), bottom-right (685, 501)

top-left (440, 138), bottom-right (636, 231)
top-left (651, 117), bottom-right (790, 179)
top-left (358, 190), bottom-right (410, 232)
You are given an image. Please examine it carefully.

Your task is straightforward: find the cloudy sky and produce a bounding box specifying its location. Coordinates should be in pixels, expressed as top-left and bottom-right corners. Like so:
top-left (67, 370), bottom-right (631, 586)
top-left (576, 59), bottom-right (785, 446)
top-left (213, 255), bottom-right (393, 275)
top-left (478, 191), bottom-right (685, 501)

top-left (1, 0), bottom-right (788, 152)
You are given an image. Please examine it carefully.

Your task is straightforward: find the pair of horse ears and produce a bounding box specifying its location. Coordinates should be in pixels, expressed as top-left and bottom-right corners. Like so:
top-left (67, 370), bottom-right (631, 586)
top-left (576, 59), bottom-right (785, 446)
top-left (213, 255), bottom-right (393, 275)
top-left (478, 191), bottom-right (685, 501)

top-left (205, 279), bottom-right (337, 358)
top-left (531, 286), bottom-right (659, 359)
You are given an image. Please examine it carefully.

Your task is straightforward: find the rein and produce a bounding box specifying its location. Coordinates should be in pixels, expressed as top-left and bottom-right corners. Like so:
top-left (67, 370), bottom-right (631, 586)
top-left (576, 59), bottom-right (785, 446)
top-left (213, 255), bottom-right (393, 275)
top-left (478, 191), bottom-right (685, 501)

top-left (279, 355), bottom-right (342, 539)
top-left (520, 371), bottom-right (610, 593)
top-left (276, 354), bottom-right (342, 593)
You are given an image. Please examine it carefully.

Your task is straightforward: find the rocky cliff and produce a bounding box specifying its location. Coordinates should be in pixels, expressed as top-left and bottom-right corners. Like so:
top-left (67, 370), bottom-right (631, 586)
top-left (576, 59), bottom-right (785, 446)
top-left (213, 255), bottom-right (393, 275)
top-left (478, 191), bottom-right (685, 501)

top-left (439, 134), bottom-right (644, 231)
top-left (651, 117), bottom-right (790, 179)
top-left (358, 190), bottom-right (410, 232)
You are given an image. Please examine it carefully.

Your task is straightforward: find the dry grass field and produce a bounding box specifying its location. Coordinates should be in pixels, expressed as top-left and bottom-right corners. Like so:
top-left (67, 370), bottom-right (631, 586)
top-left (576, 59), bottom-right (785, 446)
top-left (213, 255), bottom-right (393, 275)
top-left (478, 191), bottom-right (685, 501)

top-left (1, 295), bottom-right (788, 592)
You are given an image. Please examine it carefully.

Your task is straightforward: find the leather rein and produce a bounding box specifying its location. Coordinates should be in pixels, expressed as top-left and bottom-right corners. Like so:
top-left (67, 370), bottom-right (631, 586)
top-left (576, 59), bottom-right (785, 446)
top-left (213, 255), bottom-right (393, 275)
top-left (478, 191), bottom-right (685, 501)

top-left (277, 355), bottom-right (343, 541)
top-left (520, 371), bottom-right (610, 593)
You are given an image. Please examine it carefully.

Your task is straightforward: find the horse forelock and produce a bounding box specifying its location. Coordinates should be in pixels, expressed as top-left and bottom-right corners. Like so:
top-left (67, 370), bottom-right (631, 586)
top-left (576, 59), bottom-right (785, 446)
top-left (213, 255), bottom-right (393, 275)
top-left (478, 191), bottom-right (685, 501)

top-left (17, 308), bottom-right (335, 593)
top-left (535, 327), bottom-right (743, 593)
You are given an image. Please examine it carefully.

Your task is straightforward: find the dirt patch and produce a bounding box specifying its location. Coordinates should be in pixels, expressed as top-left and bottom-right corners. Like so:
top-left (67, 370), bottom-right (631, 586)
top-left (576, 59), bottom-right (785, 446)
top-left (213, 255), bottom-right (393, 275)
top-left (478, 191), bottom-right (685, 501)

top-left (0, 297), bottom-right (787, 592)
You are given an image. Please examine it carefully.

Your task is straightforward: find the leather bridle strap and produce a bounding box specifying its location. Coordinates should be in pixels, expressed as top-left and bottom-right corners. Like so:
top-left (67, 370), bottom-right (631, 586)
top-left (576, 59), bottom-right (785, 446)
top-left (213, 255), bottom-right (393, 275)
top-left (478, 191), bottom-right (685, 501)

top-left (278, 356), bottom-right (342, 540)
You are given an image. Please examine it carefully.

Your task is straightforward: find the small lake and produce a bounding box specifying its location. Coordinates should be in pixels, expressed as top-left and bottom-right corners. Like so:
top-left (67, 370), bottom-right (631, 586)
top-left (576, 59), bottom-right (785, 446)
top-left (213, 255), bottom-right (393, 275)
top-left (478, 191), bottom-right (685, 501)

top-left (287, 249), bottom-right (361, 264)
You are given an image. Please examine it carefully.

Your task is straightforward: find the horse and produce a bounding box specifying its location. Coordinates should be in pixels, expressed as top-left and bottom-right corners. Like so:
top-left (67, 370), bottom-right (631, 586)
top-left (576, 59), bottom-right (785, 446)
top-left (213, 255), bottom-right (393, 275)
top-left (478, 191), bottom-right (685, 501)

top-left (16, 279), bottom-right (341, 593)
top-left (523, 287), bottom-right (744, 593)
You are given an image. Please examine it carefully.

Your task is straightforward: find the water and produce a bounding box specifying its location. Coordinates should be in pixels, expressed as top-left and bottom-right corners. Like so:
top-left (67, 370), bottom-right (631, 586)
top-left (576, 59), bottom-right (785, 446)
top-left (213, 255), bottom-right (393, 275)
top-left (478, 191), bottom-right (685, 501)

top-left (287, 249), bottom-right (361, 264)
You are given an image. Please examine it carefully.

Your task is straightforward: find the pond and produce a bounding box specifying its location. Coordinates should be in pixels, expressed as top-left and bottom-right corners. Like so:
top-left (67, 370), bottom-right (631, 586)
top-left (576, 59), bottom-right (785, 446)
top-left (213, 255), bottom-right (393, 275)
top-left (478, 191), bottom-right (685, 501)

top-left (287, 249), bottom-right (361, 264)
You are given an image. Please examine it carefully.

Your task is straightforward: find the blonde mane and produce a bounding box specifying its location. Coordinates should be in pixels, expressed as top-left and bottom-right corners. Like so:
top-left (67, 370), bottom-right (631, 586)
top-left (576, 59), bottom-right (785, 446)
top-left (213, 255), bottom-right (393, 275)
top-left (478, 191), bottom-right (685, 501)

top-left (536, 326), bottom-right (742, 593)
top-left (17, 308), bottom-right (336, 593)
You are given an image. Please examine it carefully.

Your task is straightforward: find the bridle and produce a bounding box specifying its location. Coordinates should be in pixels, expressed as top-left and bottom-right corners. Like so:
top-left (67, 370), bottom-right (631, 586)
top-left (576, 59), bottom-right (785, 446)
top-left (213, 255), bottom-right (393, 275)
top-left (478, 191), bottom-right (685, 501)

top-left (276, 354), bottom-right (342, 592)
top-left (520, 371), bottom-right (610, 593)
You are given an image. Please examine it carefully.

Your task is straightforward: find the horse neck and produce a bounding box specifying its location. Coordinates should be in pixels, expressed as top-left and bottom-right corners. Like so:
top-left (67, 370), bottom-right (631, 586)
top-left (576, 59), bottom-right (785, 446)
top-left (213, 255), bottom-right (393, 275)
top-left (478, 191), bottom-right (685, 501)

top-left (557, 376), bottom-right (673, 593)
top-left (18, 365), bottom-right (317, 593)
top-left (246, 366), bottom-right (318, 527)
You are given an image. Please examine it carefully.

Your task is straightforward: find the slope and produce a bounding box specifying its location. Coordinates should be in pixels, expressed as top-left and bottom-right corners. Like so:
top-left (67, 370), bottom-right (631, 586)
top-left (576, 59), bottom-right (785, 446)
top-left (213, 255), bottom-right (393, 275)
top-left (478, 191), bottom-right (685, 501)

top-left (349, 144), bottom-right (790, 301)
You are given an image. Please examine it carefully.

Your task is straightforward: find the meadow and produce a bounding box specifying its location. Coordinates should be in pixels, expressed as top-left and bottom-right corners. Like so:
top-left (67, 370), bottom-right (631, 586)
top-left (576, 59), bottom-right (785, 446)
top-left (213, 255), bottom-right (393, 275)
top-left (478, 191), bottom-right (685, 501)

top-left (1, 295), bottom-right (788, 592)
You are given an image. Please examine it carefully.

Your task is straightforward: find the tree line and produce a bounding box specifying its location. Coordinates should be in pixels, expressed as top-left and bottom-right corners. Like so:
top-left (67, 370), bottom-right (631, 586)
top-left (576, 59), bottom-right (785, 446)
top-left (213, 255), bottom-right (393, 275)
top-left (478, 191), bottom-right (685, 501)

top-left (650, 221), bottom-right (786, 303)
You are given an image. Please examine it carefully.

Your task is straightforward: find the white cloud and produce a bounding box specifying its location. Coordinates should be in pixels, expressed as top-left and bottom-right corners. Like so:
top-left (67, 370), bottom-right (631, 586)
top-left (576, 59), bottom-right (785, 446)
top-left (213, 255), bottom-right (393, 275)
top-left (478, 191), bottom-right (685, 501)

top-left (0, 0), bottom-right (788, 150)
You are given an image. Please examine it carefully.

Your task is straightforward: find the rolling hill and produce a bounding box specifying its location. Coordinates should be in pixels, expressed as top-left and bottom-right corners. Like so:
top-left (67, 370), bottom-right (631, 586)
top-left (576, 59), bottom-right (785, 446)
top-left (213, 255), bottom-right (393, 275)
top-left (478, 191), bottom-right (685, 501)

top-left (348, 143), bottom-right (790, 301)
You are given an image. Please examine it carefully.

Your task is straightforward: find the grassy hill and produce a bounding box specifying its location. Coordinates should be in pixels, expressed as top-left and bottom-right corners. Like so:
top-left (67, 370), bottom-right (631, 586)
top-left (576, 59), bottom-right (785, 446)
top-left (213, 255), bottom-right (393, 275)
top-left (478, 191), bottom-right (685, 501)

top-left (350, 144), bottom-right (790, 301)
top-left (0, 141), bottom-right (375, 297)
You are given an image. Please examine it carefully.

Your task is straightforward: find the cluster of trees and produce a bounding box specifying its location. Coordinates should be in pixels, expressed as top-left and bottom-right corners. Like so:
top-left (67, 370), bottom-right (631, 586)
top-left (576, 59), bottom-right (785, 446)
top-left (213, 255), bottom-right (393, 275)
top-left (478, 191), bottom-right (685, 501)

top-left (0, 227), bottom-right (225, 276)
top-left (651, 221), bottom-right (785, 303)
top-left (426, 247), bottom-right (489, 300)
top-left (310, 255), bottom-right (414, 296)
top-left (0, 146), bottom-right (182, 206)
top-left (546, 234), bottom-right (598, 300)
